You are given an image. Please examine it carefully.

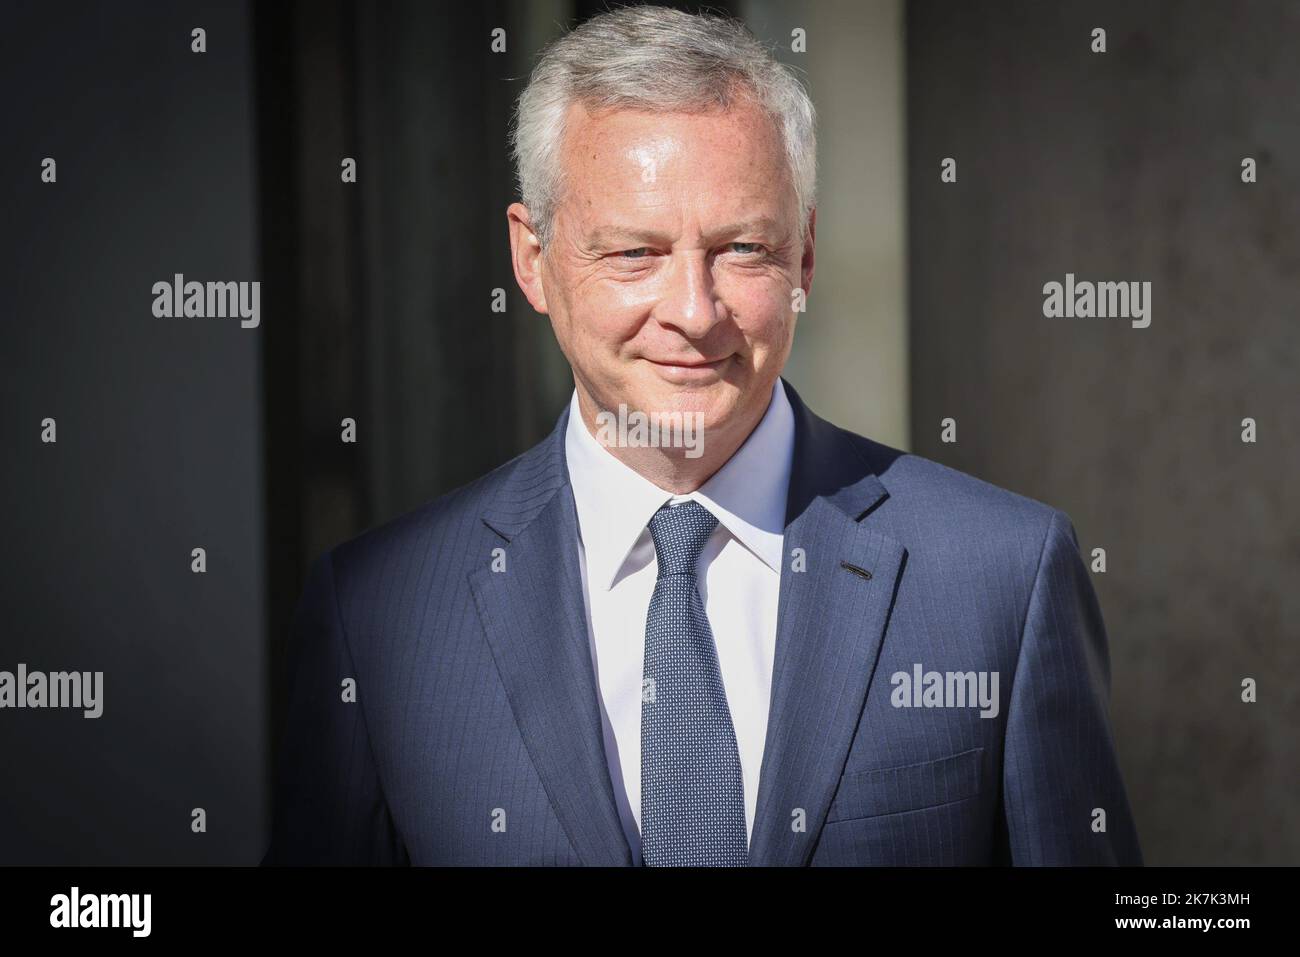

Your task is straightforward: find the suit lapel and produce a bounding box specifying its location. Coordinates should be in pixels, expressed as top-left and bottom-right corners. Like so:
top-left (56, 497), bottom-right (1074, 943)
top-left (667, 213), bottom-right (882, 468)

top-left (468, 409), bottom-right (633, 866)
top-left (747, 380), bottom-right (909, 865)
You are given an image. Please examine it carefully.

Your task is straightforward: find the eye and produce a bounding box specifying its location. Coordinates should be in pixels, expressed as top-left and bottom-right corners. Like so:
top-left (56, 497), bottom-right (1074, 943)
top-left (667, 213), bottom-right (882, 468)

top-left (618, 247), bottom-right (650, 259)
top-left (728, 242), bottom-right (765, 255)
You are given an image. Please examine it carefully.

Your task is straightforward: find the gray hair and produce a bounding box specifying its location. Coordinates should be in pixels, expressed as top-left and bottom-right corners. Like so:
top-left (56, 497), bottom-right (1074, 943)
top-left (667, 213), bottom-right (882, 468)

top-left (510, 5), bottom-right (817, 249)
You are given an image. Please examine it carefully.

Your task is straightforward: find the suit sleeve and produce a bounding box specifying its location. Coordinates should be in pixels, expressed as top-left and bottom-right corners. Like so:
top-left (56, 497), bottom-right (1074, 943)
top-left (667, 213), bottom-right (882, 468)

top-left (261, 549), bottom-right (410, 865)
top-left (1001, 509), bottom-right (1143, 865)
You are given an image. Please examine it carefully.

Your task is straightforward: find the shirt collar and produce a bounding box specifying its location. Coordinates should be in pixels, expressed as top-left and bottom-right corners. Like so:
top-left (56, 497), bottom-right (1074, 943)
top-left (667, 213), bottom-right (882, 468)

top-left (565, 377), bottom-right (794, 590)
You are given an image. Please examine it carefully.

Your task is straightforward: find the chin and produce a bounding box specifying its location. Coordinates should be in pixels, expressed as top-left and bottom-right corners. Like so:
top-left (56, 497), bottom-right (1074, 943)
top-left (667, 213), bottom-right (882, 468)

top-left (671, 389), bottom-right (757, 443)
top-left (638, 374), bottom-right (735, 413)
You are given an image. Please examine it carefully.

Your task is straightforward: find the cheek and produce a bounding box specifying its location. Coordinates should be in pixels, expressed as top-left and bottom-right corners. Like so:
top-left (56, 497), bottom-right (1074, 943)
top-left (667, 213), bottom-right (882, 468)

top-left (550, 265), bottom-right (646, 343)
top-left (721, 274), bottom-right (796, 345)
top-left (573, 280), bottom-right (657, 344)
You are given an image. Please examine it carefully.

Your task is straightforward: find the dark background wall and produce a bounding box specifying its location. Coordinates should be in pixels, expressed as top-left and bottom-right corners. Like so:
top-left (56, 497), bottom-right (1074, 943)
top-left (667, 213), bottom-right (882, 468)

top-left (907, 0), bottom-right (1299, 864)
top-left (0, 1), bottom-right (265, 863)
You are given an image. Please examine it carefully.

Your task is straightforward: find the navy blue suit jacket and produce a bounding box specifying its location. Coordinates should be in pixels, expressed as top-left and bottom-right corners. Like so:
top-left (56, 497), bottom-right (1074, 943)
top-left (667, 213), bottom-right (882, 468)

top-left (263, 378), bottom-right (1142, 865)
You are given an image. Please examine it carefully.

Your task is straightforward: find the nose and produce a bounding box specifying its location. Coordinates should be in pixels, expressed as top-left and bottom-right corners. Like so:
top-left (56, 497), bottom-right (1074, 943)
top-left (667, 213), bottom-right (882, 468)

top-left (654, 251), bottom-right (722, 339)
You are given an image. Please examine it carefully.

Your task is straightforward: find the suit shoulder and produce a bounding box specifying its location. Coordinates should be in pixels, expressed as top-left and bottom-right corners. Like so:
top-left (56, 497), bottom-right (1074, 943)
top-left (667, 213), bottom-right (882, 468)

top-left (840, 427), bottom-right (1065, 542)
top-left (324, 444), bottom-right (537, 583)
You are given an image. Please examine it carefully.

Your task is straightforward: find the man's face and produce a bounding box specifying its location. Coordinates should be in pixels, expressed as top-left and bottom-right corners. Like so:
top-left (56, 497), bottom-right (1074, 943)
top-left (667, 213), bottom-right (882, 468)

top-left (524, 96), bottom-right (813, 443)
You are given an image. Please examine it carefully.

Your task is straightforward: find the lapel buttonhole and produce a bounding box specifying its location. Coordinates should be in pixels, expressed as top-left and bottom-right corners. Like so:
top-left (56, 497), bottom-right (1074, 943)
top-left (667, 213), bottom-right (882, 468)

top-left (839, 560), bottom-right (873, 581)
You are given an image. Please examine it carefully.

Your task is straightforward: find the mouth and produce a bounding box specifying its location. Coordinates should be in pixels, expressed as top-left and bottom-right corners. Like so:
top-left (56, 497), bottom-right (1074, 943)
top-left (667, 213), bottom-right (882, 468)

top-left (643, 356), bottom-right (731, 370)
top-left (641, 355), bottom-right (732, 383)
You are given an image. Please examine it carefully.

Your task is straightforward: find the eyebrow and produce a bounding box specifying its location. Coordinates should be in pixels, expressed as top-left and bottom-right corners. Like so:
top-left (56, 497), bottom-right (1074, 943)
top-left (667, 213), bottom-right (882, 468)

top-left (585, 216), bottom-right (786, 249)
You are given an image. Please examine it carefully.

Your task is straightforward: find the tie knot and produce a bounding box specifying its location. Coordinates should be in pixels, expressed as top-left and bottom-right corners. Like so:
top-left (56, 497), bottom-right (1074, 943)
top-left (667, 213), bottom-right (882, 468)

top-left (648, 500), bottom-right (718, 578)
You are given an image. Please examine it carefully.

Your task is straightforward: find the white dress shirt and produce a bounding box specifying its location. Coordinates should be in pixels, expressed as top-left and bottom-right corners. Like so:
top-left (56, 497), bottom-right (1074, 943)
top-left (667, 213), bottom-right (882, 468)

top-left (564, 378), bottom-right (795, 864)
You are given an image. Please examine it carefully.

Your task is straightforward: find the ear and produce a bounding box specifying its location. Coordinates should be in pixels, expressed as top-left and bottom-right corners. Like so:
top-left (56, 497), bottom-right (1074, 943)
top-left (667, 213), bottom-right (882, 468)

top-left (800, 207), bottom-right (816, 295)
top-left (507, 203), bottom-right (548, 314)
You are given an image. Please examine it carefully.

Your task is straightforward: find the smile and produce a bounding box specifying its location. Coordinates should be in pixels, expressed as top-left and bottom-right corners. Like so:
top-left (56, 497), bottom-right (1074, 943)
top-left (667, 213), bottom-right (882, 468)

top-left (642, 356), bottom-right (731, 382)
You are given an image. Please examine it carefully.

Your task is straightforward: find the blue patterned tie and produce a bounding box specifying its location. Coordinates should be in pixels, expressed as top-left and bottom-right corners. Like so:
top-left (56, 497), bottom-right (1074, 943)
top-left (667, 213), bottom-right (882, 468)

top-left (640, 500), bottom-right (748, 866)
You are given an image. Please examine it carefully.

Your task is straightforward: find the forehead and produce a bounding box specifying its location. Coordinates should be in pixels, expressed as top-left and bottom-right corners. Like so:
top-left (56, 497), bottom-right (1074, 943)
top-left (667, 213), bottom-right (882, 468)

top-left (555, 98), bottom-right (794, 231)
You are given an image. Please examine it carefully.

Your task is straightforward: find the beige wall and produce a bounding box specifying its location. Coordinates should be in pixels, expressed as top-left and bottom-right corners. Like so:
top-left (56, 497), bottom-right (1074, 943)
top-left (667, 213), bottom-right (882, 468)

top-left (742, 0), bottom-right (909, 449)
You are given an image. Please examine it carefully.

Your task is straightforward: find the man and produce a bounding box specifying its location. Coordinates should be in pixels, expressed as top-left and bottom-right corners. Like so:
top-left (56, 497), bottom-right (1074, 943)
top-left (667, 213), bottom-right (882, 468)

top-left (263, 6), bottom-right (1142, 866)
